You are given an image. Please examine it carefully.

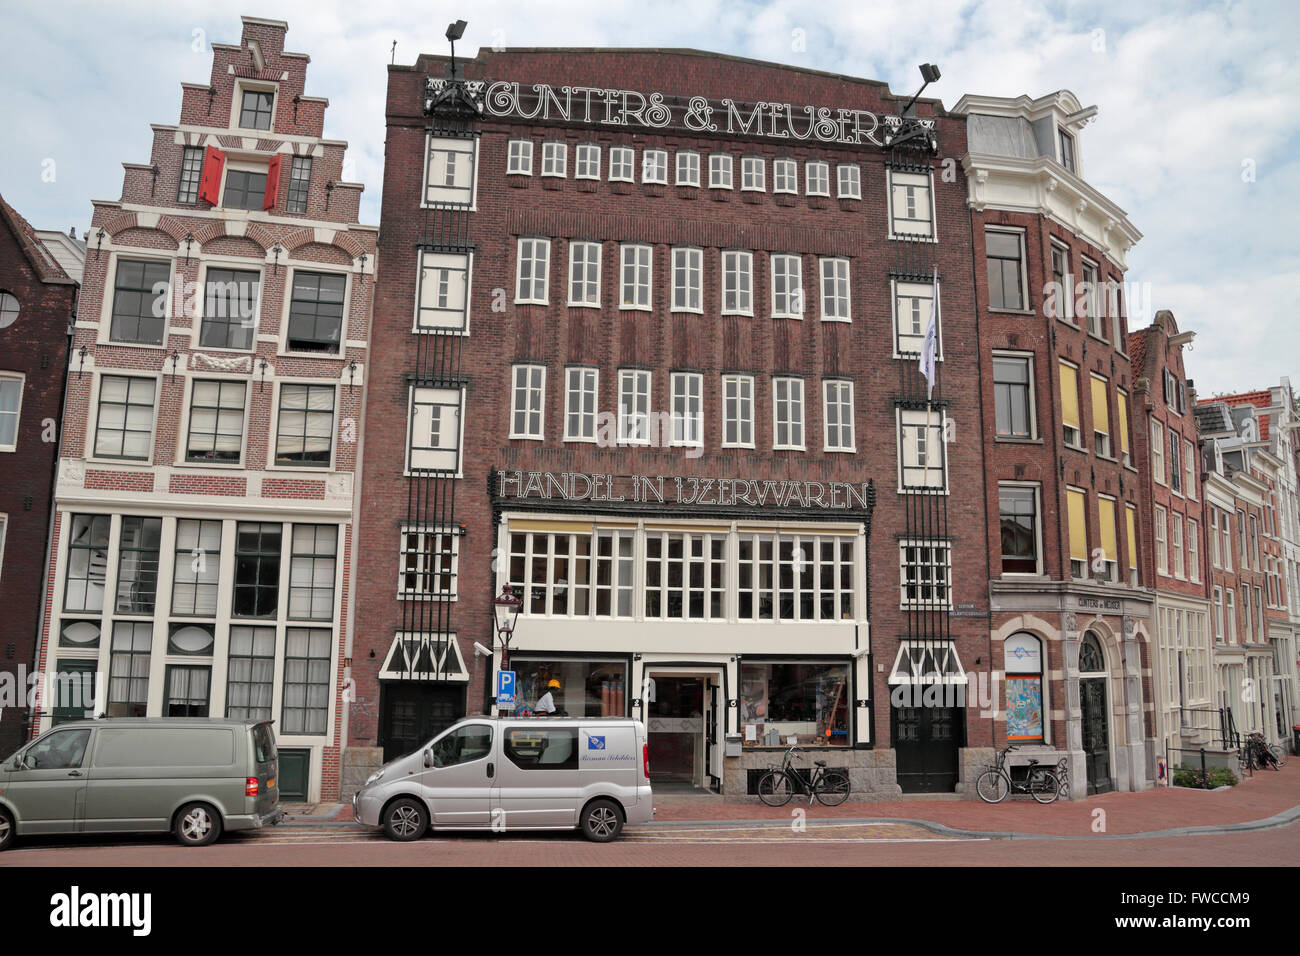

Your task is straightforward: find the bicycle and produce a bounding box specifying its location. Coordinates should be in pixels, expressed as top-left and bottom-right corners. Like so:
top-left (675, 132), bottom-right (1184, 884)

top-left (975, 747), bottom-right (1067, 804)
top-left (1244, 732), bottom-right (1285, 771)
top-left (756, 745), bottom-right (851, 807)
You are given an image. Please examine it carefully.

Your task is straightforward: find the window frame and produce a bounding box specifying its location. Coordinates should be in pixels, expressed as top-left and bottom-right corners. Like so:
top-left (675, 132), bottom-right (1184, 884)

top-left (818, 257), bottom-right (851, 322)
top-left (563, 366), bottom-right (599, 443)
top-left (773, 158), bottom-right (797, 194)
top-left (985, 227), bottom-right (1028, 311)
top-left (740, 156), bottom-right (765, 192)
top-left (721, 374), bottom-right (755, 449)
top-left (887, 168), bottom-right (935, 239)
top-left (675, 151), bottom-right (700, 187)
top-left (708, 153), bottom-right (733, 190)
top-left (721, 250), bottom-right (753, 316)
top-left (91, 374), bottom-right (157, 462)
top-left (0, 372), bottom-right (25, 453)
top-left (770, 253), bottom-right (804, 319)
top-left (805, 161), bottom-right (830, 197)
top-left (772, 377), bottom-right (806, 451)
top-left (822, 379), bottom-right (855, 453)
top-left (642, 149), bottom-right (668, 185)
top-left (609, 147), bottom-right (635, 183)
top-left (671, 247), bottom-right (704, 314)
top-left (515, 237), bottom-right (551, 305)
top-left (271, 381), bottom-right (337, 470)
top-left (567, 241), bottom-right (602, 308)
top-left (541, 141), bottom-right (567, 178)
top-left (992, 351), bottom-right (1035, 440)
top-left (998, 483), bottom-right (1043, 576)
top-left (183, 377), bottom-right (249, 466)
top-left (574, 143), bottom-right (600, 180)
top-left (836, 164), bottom-right (861, 199)
top-left (282, 269), bottom-right (348, 356)
top-left (509, 364), bottom-right (546, 441)
top-left (506, 139), bottom-right (534, 176)
top-left (619, 243), bottom-right (653, 311)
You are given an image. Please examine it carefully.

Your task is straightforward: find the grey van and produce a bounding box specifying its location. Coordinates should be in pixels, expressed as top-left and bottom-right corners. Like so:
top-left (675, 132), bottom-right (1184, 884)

top-left (0, 718), bottom-right (283, 850)
top-left (353, 716), bottom-right (653, 842)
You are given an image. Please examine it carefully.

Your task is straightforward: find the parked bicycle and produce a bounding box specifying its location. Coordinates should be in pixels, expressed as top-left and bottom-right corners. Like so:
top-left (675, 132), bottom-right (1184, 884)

top-left (757, 745), bottom-right (851, 807)
top-left (975, 747), bottom-right (1067, 804)
top-left (1243, 732), bottom-right (1287, 771)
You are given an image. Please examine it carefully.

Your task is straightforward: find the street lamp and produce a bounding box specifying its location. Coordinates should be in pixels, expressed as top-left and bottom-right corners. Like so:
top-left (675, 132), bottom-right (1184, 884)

top-left (492, 583), bottom-right (522, 670)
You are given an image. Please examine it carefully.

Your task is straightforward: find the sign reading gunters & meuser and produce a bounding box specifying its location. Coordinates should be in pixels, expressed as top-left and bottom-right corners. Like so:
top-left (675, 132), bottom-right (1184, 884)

top-left (496, 470), bottom-right (873, 511)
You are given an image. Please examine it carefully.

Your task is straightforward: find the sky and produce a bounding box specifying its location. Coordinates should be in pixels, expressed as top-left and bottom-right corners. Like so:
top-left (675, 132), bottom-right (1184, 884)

top-left (1, 0), bottom-right (1296, 397)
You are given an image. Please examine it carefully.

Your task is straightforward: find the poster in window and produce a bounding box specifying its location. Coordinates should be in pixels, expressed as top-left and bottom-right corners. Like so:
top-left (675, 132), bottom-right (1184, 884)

top-left (1005, 676), bottom-right (1043, 741)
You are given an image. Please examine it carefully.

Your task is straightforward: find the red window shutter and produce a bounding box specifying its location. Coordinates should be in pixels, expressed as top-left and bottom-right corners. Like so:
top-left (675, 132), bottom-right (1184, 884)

top-left (264, 154), bottom-right (283, 211)
top-left (197, 146), bottom-right (225, 205)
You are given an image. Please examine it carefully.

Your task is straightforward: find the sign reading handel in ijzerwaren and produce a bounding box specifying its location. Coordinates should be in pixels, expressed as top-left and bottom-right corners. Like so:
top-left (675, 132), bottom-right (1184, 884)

top-left (496, 470), bottom-right (872, 511)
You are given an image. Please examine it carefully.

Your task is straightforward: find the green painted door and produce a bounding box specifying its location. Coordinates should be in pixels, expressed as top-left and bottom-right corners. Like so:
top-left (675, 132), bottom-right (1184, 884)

top-left (278, 748), bottom-right (310, 801)
top-left (52, 660), bottom-right (97, 726)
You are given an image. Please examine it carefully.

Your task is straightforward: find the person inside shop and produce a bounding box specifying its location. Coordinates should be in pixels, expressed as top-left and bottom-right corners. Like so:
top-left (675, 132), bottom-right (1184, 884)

top-left (535, 679), bottom-right (565, 717)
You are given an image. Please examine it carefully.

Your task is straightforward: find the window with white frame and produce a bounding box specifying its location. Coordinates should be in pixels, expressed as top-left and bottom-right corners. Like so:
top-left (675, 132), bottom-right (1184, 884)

top-left (1188, 517), bottom-right (1200, 583)
top-left (400, 527), bottom-right (459, 598)
top-left (837, 164), bottom-right (861, 199)
top-left (774, 159), bottom-right (797, 193)
top-left (722, 250), bottom-right (752, 315)
top-left (618, 369), bottom-right (652, 444)
top-left (0, 373), bottom-right (24, 451)
top-left (185, 379), bottom-right (246, 464)
top-left (772, 377), bottom-right (805, 450)
top-left (1096, 495), bottom-right (1119, 582)
top-left (771, 254), bottom-right (803, 318)
top-left (507, 527), bottom-right (634, 618)
top-left (1060, 361), bottom-right (1082, 448)
top-left (1222, 511), bottom-right (1232, 571)
top-left (675, 151), bottom-right (700, 187)
top-left (619, 244), bottom-right (652, 310)
top-left (993, 353), bottom-right (1033, 438)
top-left (1241, 587), bottom-right (1253, 642)
top-left (642, 149), bottom-right (668, 184)
top-left (898, 408), bottom-right (946, 490)
top-left (1210, 508), bottom-right (1221, 568)
top-left (1081, 259), bottom-right (1103, 338)
top-left (708, 153), bottom-right (733, 189)
top-left (94, 375), bottom-right (155, 460)
top-left (425, 136), bottom-right (476, 206)
top-left (1090, 374), bottom-right (1111, 457)
top-left (722, 374), bottom-right (754, 447)
top-left (892, 280), bottom-right (938, 357)
top-left (735, 531), bottom-right (856, 622)
top-left (805, 161), bottom-right (829, 196)
top-left (1184, 439), bottom-right (1197, 499)
top-left (109, 259), bottom-right (170, 345)
top-left (819, 258), bottom-right (850, 321)
top-left (671, 248), bottom-right (703, 313)
top-left (900, 540), bottom-right (952, 608)
top-left (507, 139), bottom-right (533, 175)
top-left (1172, 512), bottom-right (1185, 579)
top-left (407, 385), bottom-right (462, 471)
top-left (1154, 506), bottom-right (1168, 576)
top-left (416, 250), bottom-right (471, 332)
top-left (1049, 242), bottom-right (1073, 324)
top-left (575, 143), bottom-right (600, 180)
top-left (1126, 502), bottom-right (1140, 586)
top-left (1225, 589), bottom-right (1236, 643)
top-left (741, 156), bottom-right (765, 191)
top-left (1151, 420), bottom-right (1165, 484)
top-left (199, 267), bottom-right (260, 350)
top-left (609, 147), bottom-right (634, 182)
top-left (644, 530), bottom-right (727, 621)
top-left (1169, 431), bottom-right (1182, 494)
top-left (515, 238), bottom-right (550, 304)
top-left (541, 141), bottom-right (567, 177)
top-left (288, 524), bottom-right (337, 621)
top-left (510, 366), bottom-right (545, 440)
top-left (670, 372), bottom-right (703, 448)
top-left (64, 514), bottom-right (110, 613)
top-left (888, 169), bottom-right (934, 238)
top-left (1066, 488), bottom-right (1087, 578)
top-left (172, 519), bottom-right (220, 617)
top-left (564, 367), bottom-right (598, 442)
top-left (273, 385), bottom-right (335, 469)
top-left (568, 242), bottom-right (601, 307)
top-left (823, 380), bottom-right (854, 452)
top-left (1213, 586), bottom-right (1225, 642)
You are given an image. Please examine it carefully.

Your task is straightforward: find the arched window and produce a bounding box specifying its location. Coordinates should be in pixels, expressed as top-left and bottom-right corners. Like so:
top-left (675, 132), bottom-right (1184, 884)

top-left (1080, 632), bottom-right (1105, 673)
top-left (1004, 632), bottom-right (1044, 743)
top-left (0, 291), bottom-right (19, 329)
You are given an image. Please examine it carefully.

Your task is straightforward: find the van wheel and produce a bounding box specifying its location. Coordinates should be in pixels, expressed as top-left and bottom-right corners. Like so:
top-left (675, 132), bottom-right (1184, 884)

top-left (581, 799), bottom-right (623, 843)
top-left (0, 809), bottom-right (14, 851)
top-left (174, 802), bottom-right (222, 847)
top-left (383, 798), bottom-right (428, 842)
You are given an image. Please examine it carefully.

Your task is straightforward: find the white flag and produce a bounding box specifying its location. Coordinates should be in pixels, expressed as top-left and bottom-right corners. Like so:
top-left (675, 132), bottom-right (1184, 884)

top-left (918, 267), bottom-right (939, 400)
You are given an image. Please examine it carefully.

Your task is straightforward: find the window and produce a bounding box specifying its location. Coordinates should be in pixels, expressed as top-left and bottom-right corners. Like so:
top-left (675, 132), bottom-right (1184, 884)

top-left (722, 374), bottom-right (754, 448)
top-left (567, 242), bottom-right (601, 307)
top-left (1222, 511), bottom-right (1233, 572)
top-left (708, 154), bottom-right (733, 189)
top-left (282, 627), bottom-right (331, 735)
top-left (740, 661), bottom-right (851, 744)
top-left (178, 147), bottom-right (204, 204)
top-left (541, 141), bottom-right (567, 177)
top-left (108, 622), bottom-right (151, 717)
top-left (510, 365), bottom-right (545, 440)
top-left (109, 259), bottom-right (170, 345)
top-left (286, 156), bottom-right (312, 214)
top-left (575, 144), bottom-right (600, 180)
top-left (1004, 634), bottom-right (1045, 742)
top-left (226, 626), bottom-right (275, 721)
top-left (1241, 587), bottom-right (1253, 642)
top-left (993, 354), bottom-right (1034, 438)
top-left (1090, 375), bottom-right (1111, 457)
top-left (238, 89), bottom-right (274, 130)
top-left (233, 522), bottom-right (281, 619)
top-left (223, 168), bottom-right (268, 211)
top-left (1049, 242), bottom-right (1073, 323)
top-left (609, 147), bottom-right (634, 182)
top-left (1117, 390), bottom-right (1132, 466)
top-left (515, 238), bottom-right (550, 304)
top-left (1225, 589), bottom-right (1237, 644)
top-left (1212, 587), bottom-right (1225, 643)
top-left (1249, 514), bottom-right (1260, 570)
top-left (200, 267), bottom-right (260, 350)
top-left (286, 271), bottom-right (346, 353)
top-left (0, 374), bottom-right (23, 451)
top-left (564, 367), bottom-right (598, 442)
top-left (509, 529), bottom-right (595, 618)
top-left (406, 386), bottom-right (461, 472)
top-left (505, 726), bottom-right (579, 767)
top-left (165, 664), bottom-right (211, 718)
top-left (1238, 510), bottom-right (1248, 566)
top-left (735, 533), bottom-right (855, 622)
top-left (642, 149), bottom-right (668, 184)
top-left (1172, 512), bottom-right (1185, 579)
top-left (64, 514), bottom-right (110, 613)
top-left (172, 519), bottom-right (220, 616)
top-left (888, 169), bottom-right (933, 237)
top-left (771, 254), bottom-right (803, 318)
top-left (1188, 518), bottom-right (1200, 583)
top-left (1154, 506), bottom-right (1168, 576)
top-left (671, 248), bottom-right (703, 312)
top-left (999, 485), bottom-right (1040, 574)
top-left (819, 258), bottom-right (851, 321)
top-left (275, 384), bottom-right (334, 467)
top-left (618, 370), bottom-right (652, 445)
top-left (806, 161), bottom-right (830, 197)
top-left (1067, 487), bottom-right (1088, 578)
top-left (416, 251), bottom-right (471, 332)
top-left (1169, 432), bottom-right (1182, 494)
top-left (1059, 361), bottom-right (1081, 447)
top-left (399, 527), bottom-right (458, 598)
top-left (1126, 503), bottom-right (1140, 586)
top-left (900, 541), bottom-right (952, 608)
top-left (823, 380), bottom-right (854, 452)
top-left (893, 280), bottom-right (937, 357)
top-left (986, 230), bottom-right (1025, 310)
top-left (1184, 440), bottom-right (1197, 499)
top-left (430, 723), bottom-right (492, 766)
top-left (837, 164), bottom-right (861, 199)
top-left (670, 372), bottom-right (703, 448)
top-left (741, 156), bottom-right (765, 191)
top-left (772, 377), bottom-right (805, 450)
top-left (1059, 129), bottom-right (1076, 173)
top-left (289, 524), bottom-right (336, 620)
top-left (1210, 509), bottom-right (1221, 568)
top-left (94, 375), bottom-right (155, 460)
top-left (619, 244), bottom-right (652, 310)
top-left (1150, 420), bottom-right (1166, 484)
top-left (774, 159), bottom-right (797, 193)
top-left (722, 250), bottom-right (753, 315)
top-left (1081, 259), bottom-right (1103, 337)
top-left (425, 136), bottom-right (476, 206)
top-left (675, 151), bottom-right (700, 187)
top-left (185, 380), bottom-right (246, 464)
top-left (507, 139), bottom-right (533, 175)
top-left (0, 292), bottom-right (16, 328)
top-left (899, 408), bottom-right (946, 489)
top-left (111, 516), bottom-right (161, 615)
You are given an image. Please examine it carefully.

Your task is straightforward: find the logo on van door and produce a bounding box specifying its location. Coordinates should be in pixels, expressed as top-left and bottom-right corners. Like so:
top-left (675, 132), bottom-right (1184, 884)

top-left (587, 735), bottom-right (606, 750)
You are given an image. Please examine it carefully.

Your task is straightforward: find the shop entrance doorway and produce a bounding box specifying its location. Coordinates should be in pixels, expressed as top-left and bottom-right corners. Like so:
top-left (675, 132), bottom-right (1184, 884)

top-left (646, 670), bottom-right (722, 792)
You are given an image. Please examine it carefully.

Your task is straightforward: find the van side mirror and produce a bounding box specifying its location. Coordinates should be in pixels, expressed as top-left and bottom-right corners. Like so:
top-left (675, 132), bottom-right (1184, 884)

top-left (423, 749), bottom-right (433, 769)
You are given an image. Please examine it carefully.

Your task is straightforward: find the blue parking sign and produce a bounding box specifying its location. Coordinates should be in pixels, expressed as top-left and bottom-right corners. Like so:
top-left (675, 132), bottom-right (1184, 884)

top-left (496, 670), bottom-right (517, 708)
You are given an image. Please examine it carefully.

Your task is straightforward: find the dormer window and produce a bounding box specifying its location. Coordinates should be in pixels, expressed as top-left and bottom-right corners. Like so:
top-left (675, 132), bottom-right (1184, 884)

top-left (1058, 129), bottom-right (1076, 174)
top-left (239, 89), bottom-right (274, 130)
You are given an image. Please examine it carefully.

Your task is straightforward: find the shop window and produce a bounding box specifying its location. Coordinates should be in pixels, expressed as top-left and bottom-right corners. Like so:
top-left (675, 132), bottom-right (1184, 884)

top-left (1004, 632), bottom-right (1044, 743)
top-left (513, 659), bottom-right (628, 717)
top-left (739, 661), bottom-right (850, 747)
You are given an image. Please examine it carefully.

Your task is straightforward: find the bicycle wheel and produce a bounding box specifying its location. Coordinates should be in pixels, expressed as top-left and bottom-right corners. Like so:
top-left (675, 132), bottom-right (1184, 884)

top-left (757, 770), bottom-right (794, 807)
top-left (814, 770), bottom-right (851, 807)
top-left (1031, 771), bottom-right (1060, 804)
top-left (975, 769), bottom-right (1010, 804)
top-left (1268, 744), bottom-right (1288, 768)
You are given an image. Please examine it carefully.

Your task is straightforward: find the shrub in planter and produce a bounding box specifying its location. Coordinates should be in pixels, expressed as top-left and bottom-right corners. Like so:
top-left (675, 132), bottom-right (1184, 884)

top-left (1172, 764), bottom-right (1238, 789)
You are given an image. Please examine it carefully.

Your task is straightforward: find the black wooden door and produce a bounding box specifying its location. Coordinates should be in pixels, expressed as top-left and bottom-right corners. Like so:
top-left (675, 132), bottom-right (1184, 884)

top-left (1080, 677), bottom-right (1113, 794)
top-left (893, 701), bottom-right (961, 793)
top-left (380, 684), bottom-right (464, 762)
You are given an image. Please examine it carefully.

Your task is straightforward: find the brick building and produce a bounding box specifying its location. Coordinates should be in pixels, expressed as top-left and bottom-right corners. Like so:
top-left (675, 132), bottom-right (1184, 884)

top-left (348, 45), bottom-right (998, 800)
top-left (956, 91), bottom-right (1153, 795)
top-left (0, 197), bottom-right (80, 756)
top-left (30, 16), bottom-right (376, 802)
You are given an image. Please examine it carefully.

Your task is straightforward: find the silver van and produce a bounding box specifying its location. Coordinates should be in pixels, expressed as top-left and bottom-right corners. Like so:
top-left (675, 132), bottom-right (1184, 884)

top-left (0, 718), bottom-right (283, 850)
top-left (354, 716), bottom-right (653, 842)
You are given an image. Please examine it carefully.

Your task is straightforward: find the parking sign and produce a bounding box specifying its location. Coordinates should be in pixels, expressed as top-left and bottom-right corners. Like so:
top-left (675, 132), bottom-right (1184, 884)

top-left (496, 670), bottom-right (517, 708)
